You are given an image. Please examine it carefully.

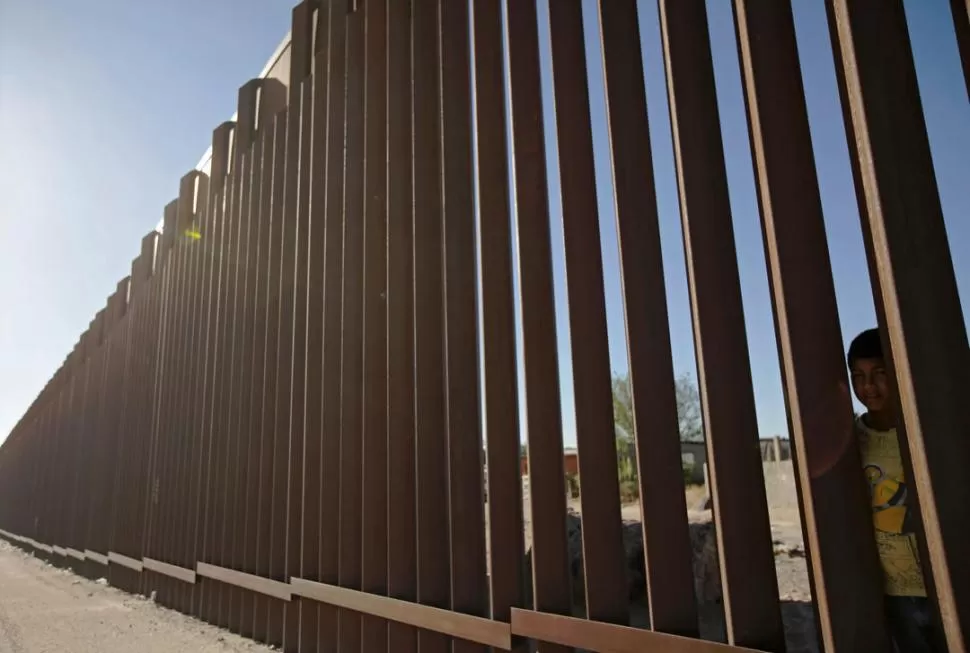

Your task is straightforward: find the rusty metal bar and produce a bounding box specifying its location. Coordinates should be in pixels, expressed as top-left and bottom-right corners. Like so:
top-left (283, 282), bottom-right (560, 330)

top-left (235, 117), bottom-right (268, 638)
top-left (211, 145), bottom-right (237, 625)
top-left (199, 171), bottom-right (230, 625)
top-left (170, 171), bottom-right (203, 613)
top-left (197, 562), bottom-right (293, 601)
top-left (46, 361), bottom-right (68, 558)
top-left (269, 87), bottom-right (297, 649)
top-left (317, 0), bottom-right (348, 650)
top-left (91, 299), bottom-right (113, 578)
top-left (657, 0), bottom-right (784, 649)
top-left (84, 288), bottom-right (118, 572)
top-left (224, 80), bottom-right (260, 632)
top-left (338, 3), bottom-right (366, 651)
top-left (225, 83), bottom-right (258, 623)
top-left (732, 1), bottom-right (892, 650)
top-left (142, 216), bottom-right (169, 598)
top-left (440, 0), bottom-right (490, 651)
top-left (40, 359), bottom-right (68, 566)
top-left (89, 327), bottom-right (113, 575)
top-left (510, 609), bottom-right (762, 653)
top-left (283, 3), bottom-right (314, 650)
top-left (160, 196), bottom-right (189, 609)
top-left (471, 0), bottom-right (526, 642)
top-left (141, 233), bottom-right (164, 601)
top-left (104, 279), bottom-right (130, 562)
top-left (110, 258), bottom-right (137, 593)
top-left (174, 171), bottom-right (201, 615)
top-left (256, 108), bottom-right (290, 645)
top-left (235, 117), bottom-right (270, 636)
top-left (267, 64), bottom-right (299, 645)
top-left (141, 223), bottom-right (177, 602)
top-left (126, 232), bottom-right (159, 596)
top-left (169, 174), bottom-right (199, 598)
top-left (413, 1), bottom-right (450, 651)
top-left (245, 106), bottom-right (278, 640)
top-left (28, 383), bottom-right (42, 541)
top-left (504, 2), bottom-right (572, 652)
top-left (361, 1), bottom-right (389, 652)
top-left (267, 91), bottom-right (298, 653)
top-left (143, 240), bottom-right (167, 600)
top-left (167, 210), bottom-right (194, 612)
top-left (547, 0), bottom-right (627, 625)
top-left (198, 172), bottom-right (227, 624)
top-left (80, 307), bottom-right (105, 577)
top-left (144, 557), bottom-right (197, 584)
top-left (190, 123), bottom-right (232, 620)
top-left (292, 578), bottom-right (512, 649)
top-left (70, 322), bottom-right (95, 565)
top-left (827, 1), bottom-right (970, 649)
top-left (211, 82), bottom-right (252, 627)
top-left (182, 164), bottom-right (211, 617)
top-left (64, 330), bottom-right (85, 564)
top-left (300, 2), bottom-right (332, 649)
top-left (146, 198), bottom-right (179, 606)
top-left (182, 171), bottom-right (210, 617)
top-left (597, 0), bottom-right (698, 636)
top-left (386, 0), bottom-right (418, 649)
top-left (229, 131), bottom-right (258, 631)
top-left (106, 273), bottom-right (132, 586)
top-left (79, 303), bottom-right (103, 573)
top-left (62, 347), bottom-right (80, 561)
top-left (252, 81), bottom-right (288, 638)
top-left (315, 2), bottom-right (347, 649)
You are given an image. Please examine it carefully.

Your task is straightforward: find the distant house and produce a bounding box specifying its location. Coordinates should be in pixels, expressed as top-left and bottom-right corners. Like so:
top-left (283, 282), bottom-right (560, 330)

top-left (514, 436), bottom-right (789, 486)
top-left (520, 447), bottom-right (579, 477)
top-left (680, 440), bottom-right (707, 485)
top-left (510, 436), bottom-right (789, 488)
top-left (681, 437), bottom-right (790, 484)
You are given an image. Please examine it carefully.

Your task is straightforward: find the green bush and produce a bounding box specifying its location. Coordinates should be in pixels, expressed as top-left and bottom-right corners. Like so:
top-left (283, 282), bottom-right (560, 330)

top-left (683, 462), bottom-right (695, 485)
top-left (565, 473), bottom-right (581, 499)
top-left (619, 480), bottom-right (639, 504)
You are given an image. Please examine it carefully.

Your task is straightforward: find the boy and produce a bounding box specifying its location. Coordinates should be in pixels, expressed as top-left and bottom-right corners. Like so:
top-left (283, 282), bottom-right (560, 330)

top-left (848, 328), bottom-right (936, 652)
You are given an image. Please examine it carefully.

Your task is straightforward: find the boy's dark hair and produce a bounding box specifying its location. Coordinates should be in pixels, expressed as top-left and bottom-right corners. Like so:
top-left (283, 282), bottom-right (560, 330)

top-left (848, 328), bottom-right (883, 367)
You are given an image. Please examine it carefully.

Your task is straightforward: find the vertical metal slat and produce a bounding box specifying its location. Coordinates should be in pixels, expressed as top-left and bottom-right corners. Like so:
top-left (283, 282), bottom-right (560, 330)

top-left (827, 0), bottom-right (970, 648)
top-left (658, 0), bottom-right (784, 648)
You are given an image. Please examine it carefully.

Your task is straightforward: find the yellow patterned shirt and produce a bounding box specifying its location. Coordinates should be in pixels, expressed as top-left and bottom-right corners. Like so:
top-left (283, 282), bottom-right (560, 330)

top-left (857, 417), bottom-right (927, 597)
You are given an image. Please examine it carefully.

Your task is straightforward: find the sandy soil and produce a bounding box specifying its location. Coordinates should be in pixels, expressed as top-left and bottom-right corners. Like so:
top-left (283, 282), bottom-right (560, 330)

top-left (0, 540), bottom-right (270, 653)
top-left (1, 461), bottom-right (815, 652)
top-left (513, 461), bottom-right (820, 653)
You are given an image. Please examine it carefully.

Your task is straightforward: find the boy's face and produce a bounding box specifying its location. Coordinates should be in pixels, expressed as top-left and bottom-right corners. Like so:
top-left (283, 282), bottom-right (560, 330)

top-left (850, 357), bottom-right (892, 413)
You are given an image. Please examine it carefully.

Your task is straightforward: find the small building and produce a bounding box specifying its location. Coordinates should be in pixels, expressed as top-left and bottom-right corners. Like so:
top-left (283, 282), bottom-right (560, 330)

top-left (514, 436), bottom-right (789, 487)
top-left (520, 447), bottom-right (579, 477)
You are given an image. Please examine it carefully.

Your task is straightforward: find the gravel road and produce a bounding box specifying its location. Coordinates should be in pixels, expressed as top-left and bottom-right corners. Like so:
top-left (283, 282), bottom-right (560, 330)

top-left (0, 540), bottom-right (271, 653)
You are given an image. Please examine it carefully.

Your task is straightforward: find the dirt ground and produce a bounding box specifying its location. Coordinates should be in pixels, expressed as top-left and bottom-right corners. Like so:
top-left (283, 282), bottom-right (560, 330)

top-left (0, 461), bottom-right (814, 652)
top-left (515, 460), bottom-right (819, 653)
top-left (0, 540), bottom-right (270, 653)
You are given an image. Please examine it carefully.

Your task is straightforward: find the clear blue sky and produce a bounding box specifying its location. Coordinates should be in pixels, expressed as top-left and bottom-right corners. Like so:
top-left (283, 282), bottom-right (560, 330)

top-left (0, 0), bottom-right (967, 447)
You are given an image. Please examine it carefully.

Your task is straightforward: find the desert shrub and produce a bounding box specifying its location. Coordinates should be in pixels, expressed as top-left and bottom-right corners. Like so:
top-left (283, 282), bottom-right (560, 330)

top-left (565, 473), bottom-right (581, 499)
top-left (619, 480), bottom-right (639, 504)
top-left (683, 462), bottom-right (695, 485)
